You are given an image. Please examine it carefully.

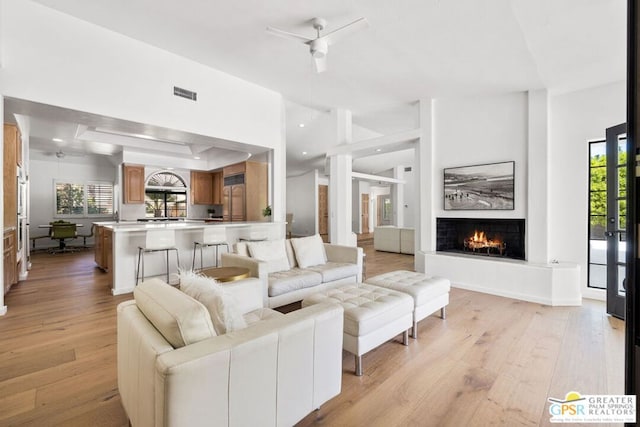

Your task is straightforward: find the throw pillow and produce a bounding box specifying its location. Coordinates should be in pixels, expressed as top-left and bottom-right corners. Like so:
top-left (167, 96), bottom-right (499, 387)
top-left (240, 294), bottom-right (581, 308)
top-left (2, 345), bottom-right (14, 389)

top-left (247, 239), bottom-right (290, 273)
top-left (178, 270), bottom-right (248, 334)
top-left (134, 278), bottom-right (216, 348)
top-left (290, 234), bottom-right (327, 268)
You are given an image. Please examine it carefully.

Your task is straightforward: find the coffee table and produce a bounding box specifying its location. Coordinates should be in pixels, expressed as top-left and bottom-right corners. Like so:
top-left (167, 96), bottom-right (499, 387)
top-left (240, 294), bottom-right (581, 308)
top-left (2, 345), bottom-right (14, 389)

top-left (200, 266), bottom-right (250, 283)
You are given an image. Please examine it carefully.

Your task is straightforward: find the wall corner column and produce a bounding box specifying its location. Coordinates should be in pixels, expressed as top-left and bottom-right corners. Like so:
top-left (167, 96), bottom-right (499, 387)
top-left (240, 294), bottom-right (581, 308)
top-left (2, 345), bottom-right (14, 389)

top-left (527, 89), bottom-right (550, 263)
top-left (328, 108), bottom-right (353, 245)
top-left (415, 98), bottom-right (435, 272)
top-left (393, 166), bottom-right (405, 227)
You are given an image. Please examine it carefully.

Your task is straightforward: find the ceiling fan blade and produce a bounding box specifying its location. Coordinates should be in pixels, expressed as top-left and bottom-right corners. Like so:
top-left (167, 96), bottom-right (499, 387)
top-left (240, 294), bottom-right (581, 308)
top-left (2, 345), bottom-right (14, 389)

top-left (266, 26), bottom-right (313, 44)
top-left (322, 17), bottom-right (369, 46)
top-left (313, 56), bottom-right (327, 73)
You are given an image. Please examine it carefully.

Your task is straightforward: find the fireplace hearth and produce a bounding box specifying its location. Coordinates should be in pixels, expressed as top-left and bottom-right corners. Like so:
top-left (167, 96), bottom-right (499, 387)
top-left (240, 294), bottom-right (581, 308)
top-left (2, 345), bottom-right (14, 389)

top-left (436, 218), bottom-right (525, 260)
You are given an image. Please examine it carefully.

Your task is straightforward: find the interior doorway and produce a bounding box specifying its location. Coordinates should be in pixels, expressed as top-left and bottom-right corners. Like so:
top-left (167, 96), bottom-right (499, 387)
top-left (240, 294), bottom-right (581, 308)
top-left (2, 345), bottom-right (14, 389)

top-left (361, 194), bottom-right (370, 234)
top-left (377, 195), bottom-right (392, 226)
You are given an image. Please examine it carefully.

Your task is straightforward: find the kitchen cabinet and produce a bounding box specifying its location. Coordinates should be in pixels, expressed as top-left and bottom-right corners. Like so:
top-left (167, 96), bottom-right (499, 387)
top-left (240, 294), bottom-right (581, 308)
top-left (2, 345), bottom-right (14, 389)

top-left (4, 124), bottom-right (18, 228)
top-left (94, 225), bottom-right (113, 286)
top-left (123, 164), bottom-right (145, 204)
top-left (4, 228), bottom-right (17, 294)
top-left (191, 171), bottom-right (214, 205)
top-left (212, 172), bottom-right (222, 204)
top-left (95, 225), bottom-right (105, 268)
top-left (222, 161), bottom-right (267, 222)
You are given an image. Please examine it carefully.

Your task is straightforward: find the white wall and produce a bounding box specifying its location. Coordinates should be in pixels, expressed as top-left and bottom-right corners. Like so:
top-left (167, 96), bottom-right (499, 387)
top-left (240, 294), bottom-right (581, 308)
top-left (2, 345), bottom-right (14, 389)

top-left (434, 92), bottom-right (528, 220)
top-left (549, 81), bottom-right (626, 300)
top-left (29, 152), bottom-right (116, 248)
top-left (0, 0), bottom-right (282, 150)
top-left (403, 165), bottom-right (416, 227)
top-left (286, 170), bottom-right (317, 236)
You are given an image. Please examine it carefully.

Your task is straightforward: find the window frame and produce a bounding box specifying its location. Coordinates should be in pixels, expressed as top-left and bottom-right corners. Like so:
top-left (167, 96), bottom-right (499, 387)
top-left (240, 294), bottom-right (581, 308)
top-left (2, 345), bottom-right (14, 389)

top-left (54, 180), bottom-right (114, 218)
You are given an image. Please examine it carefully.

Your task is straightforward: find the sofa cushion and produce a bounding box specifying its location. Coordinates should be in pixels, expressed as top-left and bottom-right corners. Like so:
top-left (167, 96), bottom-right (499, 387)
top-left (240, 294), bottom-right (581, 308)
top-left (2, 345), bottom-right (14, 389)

top-left (179, 270), bottom-right (247, 334)
top-left (268, 268), bottom-right (323, 297)
top-left (291, 234), bottom-right (327, 268)
top-left (235, 241), bottom-right (249, 256)
top-left (284, 239), bottom-right (298, 268)
top-left (247, 239), bottom-right (291, 273)
top-left (306, 262), bottom-right (360, 283)
top-left (134, 278), bottom-right (216, 348)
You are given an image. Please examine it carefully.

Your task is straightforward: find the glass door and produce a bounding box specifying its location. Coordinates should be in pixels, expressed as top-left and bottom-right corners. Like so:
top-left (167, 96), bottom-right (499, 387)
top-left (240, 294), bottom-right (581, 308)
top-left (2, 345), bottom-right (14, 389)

top-left (605, 123), bottom-right (627, 319)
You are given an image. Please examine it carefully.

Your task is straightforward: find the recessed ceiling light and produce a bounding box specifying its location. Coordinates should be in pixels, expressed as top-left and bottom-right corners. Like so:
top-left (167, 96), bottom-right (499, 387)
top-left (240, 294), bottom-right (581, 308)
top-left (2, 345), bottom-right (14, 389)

top-left (52, 138), bottom-right (63, 142)
top-left (375, 148), bottom-right (382, 152)
top-left (298, 123), bottom-right (305, 128)
top-left (166, 167), bottom-right (174, 170)
top-left (302, 151), bottom-right (307, 155)
top-left (193, 156), bottom-right (201, 160)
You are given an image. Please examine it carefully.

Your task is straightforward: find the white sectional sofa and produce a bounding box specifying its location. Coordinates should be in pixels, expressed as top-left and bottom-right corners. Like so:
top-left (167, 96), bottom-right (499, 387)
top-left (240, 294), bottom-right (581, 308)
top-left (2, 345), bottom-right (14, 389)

top-left (117, 277), bottom-right (344, 427)
top-left (221, 234), bottom-right (364, 308)
top-left (374, 226), bottom-right (415, 254)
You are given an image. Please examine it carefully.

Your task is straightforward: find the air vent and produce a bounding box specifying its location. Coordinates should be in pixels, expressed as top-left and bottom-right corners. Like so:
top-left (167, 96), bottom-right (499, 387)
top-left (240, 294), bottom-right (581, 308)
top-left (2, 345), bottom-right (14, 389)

top-left (404, 167), bottom-right (412, 172)
top-left (173, 86), bottom-right (197, 101)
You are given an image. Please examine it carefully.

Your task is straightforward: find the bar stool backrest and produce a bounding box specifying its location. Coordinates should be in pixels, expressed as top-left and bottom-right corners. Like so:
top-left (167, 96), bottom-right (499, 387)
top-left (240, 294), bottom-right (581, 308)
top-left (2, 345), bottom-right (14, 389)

top-left (202, 227), bottom-right (227, 245)
top-left (145, 229), bottom-right (176, 250)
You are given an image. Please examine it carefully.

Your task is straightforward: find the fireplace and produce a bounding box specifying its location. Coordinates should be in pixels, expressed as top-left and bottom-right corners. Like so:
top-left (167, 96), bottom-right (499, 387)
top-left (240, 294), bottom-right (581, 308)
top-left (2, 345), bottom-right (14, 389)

top-left (436, 218), bottom-right (525, 260)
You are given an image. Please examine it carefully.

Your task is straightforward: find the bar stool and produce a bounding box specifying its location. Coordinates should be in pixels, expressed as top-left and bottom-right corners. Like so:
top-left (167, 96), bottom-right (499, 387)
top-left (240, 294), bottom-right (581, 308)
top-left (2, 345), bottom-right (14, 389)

top-left (136, 229), bottom-right (180, 285)
top-left (192, 227), bottom-right (230, 270)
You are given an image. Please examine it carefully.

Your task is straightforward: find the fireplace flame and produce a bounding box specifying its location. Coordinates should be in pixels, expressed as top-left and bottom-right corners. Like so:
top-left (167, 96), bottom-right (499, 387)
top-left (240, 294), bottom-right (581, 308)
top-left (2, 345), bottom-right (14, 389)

top-left (465, 230), bottom-right (506, 255)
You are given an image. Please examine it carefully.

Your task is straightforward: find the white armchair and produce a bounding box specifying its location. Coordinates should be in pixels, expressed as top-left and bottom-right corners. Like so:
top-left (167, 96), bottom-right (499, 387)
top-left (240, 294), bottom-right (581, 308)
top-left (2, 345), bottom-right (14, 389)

top-left (117, 278), bottom-right (344, 427)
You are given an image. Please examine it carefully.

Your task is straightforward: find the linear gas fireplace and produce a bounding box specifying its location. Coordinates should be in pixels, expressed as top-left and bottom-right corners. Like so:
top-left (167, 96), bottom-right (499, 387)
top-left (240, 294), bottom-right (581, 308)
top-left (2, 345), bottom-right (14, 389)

top-left (436, 218), bottom-right (525, 260)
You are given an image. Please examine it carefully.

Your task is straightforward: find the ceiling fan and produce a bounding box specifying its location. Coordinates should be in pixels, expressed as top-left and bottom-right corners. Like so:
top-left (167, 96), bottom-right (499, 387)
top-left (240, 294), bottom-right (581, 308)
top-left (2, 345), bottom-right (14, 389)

top-left (266, 17), bottom-right (369, 73)
top-left (50, 149), bottom-right (86, 159)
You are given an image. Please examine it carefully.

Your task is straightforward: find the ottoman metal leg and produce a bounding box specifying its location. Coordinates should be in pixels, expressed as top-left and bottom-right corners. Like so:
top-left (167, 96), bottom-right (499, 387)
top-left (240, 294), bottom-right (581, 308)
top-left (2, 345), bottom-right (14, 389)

top-left (411, 320), bottom-right (418, 339)
top-left (355, 355), bottom-right (363, 376)
top-left (441, 306), bottom-right (447, 319)
top-left (402, 329), bottom-right (409, 346)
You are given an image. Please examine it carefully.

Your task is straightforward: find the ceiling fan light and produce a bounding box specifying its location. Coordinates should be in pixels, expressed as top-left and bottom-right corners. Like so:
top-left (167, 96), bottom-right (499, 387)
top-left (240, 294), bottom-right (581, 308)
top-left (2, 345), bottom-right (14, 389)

top-left (310, 39), bottom-right (328, 58)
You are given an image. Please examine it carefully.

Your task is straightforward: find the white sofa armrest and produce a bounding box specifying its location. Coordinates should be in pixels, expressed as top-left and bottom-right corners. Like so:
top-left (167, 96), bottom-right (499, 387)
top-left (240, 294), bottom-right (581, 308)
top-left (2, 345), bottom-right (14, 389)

top-left (223, 277), bottom-right (263, 313)
top-left (324, 243), bottom-right (363, 282)
top-left (221, 253), bottom-right (269, 307)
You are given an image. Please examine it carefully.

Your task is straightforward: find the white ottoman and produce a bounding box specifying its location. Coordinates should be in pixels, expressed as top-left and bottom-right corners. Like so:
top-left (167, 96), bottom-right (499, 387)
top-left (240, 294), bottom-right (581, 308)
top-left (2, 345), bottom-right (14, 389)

top-left (302, 283), bottom-right (413, 376)
top-left (364, 270), bottom-right (450, 339)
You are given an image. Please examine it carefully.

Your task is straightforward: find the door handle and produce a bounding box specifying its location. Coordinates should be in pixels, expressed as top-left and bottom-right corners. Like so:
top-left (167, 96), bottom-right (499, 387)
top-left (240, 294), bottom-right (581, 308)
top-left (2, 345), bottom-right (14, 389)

top-left (604, 230), bottom-right (626, 237)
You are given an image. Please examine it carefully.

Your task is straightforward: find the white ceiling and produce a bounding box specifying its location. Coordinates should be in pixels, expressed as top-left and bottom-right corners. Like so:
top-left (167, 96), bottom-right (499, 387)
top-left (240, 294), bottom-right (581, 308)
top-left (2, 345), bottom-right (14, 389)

top-left (8, 0), bottom-right (627, 176)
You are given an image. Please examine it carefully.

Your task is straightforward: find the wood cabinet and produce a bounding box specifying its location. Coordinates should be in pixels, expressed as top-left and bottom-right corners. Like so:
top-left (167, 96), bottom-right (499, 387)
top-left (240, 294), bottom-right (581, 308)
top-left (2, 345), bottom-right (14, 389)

top-left (95, 225), bottom-right (105, 268)
top-left (191, 171), bottom-right (214, 205)
top-left (4, 124), bottom-right (18, 228)
top-left (4, 229), bottom-right (17, 294)
top-left (212, 171), bottom-right (222, 204)
top-left (94, 225), bottom-right (113, 286)
top-left (222, 161), bottom-right (267, 222)
top-left (123, 164), bottom-right (145, 204)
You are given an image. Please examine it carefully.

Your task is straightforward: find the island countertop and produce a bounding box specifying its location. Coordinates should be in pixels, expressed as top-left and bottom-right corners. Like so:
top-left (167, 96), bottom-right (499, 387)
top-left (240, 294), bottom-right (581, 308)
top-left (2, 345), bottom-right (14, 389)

top-left (99, 221), bottom-right (285, 295)
top-left (96, 220), bottom-right (282, 233)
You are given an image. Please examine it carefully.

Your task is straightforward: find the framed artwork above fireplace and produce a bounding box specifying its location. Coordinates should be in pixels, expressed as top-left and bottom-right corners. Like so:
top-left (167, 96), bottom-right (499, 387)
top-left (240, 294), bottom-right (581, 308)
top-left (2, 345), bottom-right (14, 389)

top-left (444, 161), bottom-right (514, 210)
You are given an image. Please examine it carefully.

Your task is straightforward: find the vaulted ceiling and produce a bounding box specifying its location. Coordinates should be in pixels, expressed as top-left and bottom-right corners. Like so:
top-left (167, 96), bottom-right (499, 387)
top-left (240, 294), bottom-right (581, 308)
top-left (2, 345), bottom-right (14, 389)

top-left (12, 0), bottom-right (628, 176)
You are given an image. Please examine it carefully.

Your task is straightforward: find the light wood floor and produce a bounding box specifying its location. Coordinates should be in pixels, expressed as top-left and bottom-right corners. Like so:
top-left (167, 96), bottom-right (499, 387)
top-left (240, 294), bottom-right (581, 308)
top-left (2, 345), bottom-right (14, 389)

top-left (0, 245), bottom-right (624, 426)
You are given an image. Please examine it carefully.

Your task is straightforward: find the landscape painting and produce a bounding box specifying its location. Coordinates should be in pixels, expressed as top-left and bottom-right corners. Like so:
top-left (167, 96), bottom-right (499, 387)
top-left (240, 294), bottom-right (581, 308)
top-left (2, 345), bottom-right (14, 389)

top-left (444, 161), bottom-right (514, 210)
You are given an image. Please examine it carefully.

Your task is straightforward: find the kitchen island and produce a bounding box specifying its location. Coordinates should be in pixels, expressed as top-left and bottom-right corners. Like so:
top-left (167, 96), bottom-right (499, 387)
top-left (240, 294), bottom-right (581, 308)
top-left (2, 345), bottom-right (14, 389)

top-left (95, 221), bottom-right (284, 295)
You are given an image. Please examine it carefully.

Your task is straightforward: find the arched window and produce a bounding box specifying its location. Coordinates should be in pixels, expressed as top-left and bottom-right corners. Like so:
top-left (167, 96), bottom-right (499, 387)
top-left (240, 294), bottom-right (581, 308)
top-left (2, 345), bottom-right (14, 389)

top-left (145, 171), bottom-right (188, 218)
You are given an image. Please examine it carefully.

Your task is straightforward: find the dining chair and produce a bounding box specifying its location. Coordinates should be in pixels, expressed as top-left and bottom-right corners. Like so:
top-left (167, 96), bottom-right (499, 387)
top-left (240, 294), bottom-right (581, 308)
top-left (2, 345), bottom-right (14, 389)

top-left (50, 222), bottom-right (78, 253)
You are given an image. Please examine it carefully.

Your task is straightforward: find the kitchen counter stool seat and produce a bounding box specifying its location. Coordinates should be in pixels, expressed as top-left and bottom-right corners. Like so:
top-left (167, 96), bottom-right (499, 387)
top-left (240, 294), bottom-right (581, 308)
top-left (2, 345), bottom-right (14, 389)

top-left (192, 227), bottom-right (230, 270)
top-left (136, 229), bottom-right (180, 285)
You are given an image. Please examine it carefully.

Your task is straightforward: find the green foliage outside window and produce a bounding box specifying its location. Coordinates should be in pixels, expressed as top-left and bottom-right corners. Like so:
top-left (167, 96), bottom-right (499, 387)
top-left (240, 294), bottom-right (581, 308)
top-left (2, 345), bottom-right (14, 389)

top-left (589, 147), bottom-right (626, 240)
